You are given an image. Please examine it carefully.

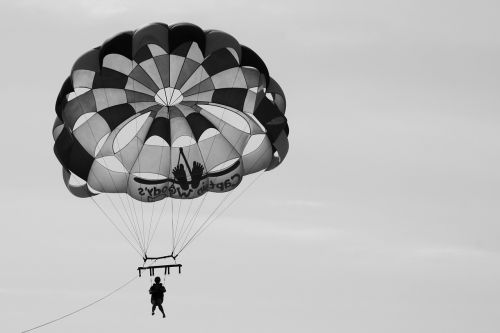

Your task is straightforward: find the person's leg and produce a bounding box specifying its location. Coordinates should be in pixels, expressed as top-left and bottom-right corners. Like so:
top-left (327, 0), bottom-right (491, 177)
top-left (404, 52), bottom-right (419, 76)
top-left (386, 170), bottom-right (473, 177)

top-left (158, 304), bottom-right (165, 317)
top-left (152, 304), bottom-right (157, 315)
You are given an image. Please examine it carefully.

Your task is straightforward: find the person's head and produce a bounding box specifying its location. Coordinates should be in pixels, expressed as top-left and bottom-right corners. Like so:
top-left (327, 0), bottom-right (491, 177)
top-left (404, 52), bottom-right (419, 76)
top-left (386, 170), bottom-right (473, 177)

top-left (154, 276), bottom-right (161, 284)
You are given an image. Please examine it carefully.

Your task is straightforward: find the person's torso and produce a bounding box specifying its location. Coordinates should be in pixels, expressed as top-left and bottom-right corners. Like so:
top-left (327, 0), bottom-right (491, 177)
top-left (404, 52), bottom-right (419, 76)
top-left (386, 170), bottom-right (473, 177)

top-left (150, 284), bottom-right (165, 297)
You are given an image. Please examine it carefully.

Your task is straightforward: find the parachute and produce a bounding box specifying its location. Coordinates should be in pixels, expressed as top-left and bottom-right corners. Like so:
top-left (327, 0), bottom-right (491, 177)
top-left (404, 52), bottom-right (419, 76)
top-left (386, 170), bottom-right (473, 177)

top-left (52, 22), bottom-right (289, 274)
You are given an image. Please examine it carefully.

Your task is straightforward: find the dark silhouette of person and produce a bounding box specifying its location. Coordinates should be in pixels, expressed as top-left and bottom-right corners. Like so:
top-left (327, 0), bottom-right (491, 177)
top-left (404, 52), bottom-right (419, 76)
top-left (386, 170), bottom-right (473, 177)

top-left (149, 276), bottom-right (166, 317)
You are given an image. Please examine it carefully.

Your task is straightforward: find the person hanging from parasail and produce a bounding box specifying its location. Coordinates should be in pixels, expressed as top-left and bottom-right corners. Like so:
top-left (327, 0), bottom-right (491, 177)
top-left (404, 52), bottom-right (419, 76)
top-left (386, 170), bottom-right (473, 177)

top-left (149, 277), bottom-right (166, 318)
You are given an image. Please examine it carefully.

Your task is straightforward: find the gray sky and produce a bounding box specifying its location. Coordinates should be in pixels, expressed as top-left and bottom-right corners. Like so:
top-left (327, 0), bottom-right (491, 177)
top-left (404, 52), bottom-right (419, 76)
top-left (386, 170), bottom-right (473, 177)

top-left (1, 0), bottom-right (500, 332)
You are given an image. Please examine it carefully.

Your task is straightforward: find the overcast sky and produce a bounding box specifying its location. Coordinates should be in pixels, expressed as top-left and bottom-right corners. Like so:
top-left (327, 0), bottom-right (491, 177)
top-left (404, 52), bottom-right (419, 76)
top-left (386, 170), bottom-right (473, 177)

top-left (1, 0), bottom-right (500, 332)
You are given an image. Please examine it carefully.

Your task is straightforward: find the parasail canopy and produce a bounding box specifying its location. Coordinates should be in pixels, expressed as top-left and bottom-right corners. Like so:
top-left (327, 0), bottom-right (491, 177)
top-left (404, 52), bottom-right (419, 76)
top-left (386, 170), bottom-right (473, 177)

top-left (52, 22), bottom-right (289, 259)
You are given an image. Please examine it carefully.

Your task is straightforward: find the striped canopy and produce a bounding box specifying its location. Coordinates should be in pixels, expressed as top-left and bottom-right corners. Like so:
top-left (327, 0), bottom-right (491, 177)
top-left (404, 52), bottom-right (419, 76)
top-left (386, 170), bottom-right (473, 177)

top-left (53, 22), bottom-right (289, 203)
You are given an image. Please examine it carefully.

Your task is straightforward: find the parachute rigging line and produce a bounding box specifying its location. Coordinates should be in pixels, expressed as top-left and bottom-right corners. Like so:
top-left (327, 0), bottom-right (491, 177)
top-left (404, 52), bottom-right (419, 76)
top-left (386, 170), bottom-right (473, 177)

top-left (145, 196), bottom-right (169, 252)
top-left (176, 170), bottom-right (265, 256)
top-left (173, 192), bottom-right (208, 254)
top-left (171, 197), bottom-right (175, 254)
top-left (96, 183), bottom-right (143, 254)
top-left (90, 197), bottom-right (143, 257)
top-left (21, 275), bottom-right (138, 333)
